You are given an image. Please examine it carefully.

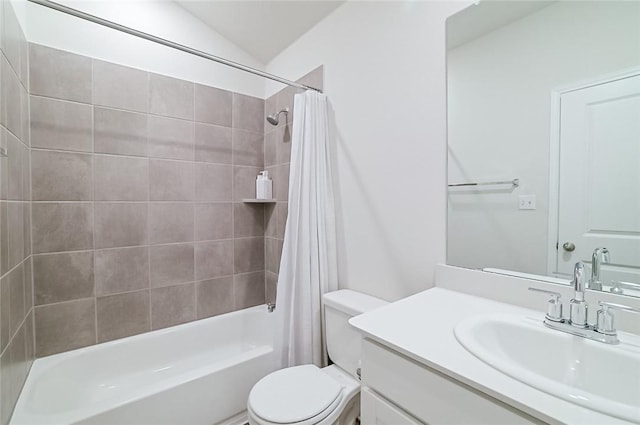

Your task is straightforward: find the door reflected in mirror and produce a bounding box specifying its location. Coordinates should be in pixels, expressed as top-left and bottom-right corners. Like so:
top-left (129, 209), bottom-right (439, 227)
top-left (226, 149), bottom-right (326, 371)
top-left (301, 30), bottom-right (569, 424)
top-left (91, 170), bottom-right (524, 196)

top-left (446, 1), bottom-right (640, 297)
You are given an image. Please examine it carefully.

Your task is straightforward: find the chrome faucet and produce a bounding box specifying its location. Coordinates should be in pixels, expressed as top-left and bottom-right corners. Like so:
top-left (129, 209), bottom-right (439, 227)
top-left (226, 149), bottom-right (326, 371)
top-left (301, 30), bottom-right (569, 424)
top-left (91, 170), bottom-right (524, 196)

top-left (590, 247), bottom-right (610, 291)
top-left (528, 261), bottom-right (640, 345)
top-left (569, 262), bottom-right (588, 327)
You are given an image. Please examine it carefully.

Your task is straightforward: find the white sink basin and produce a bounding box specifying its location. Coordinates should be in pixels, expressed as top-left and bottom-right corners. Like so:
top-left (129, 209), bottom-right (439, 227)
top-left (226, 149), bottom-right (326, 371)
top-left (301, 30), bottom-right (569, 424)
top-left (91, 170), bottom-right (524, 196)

top-left (454, 314), bottom-right (640, 423)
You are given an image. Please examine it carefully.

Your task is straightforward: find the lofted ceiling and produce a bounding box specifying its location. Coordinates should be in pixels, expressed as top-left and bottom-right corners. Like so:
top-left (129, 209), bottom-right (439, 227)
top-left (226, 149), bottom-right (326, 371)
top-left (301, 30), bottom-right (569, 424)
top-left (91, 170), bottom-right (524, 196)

top-left (447, 1), bottom-right (556, 50)
top-left (175, 1), bottom-right (345, 64)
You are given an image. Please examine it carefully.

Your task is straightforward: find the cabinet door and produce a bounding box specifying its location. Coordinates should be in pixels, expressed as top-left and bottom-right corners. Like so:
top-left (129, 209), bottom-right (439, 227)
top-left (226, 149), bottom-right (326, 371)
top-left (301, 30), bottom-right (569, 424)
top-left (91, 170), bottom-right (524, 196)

top-left (361, 387), bottom-right (424, 425)
top-left (362, 339), bottom-right (544, 425)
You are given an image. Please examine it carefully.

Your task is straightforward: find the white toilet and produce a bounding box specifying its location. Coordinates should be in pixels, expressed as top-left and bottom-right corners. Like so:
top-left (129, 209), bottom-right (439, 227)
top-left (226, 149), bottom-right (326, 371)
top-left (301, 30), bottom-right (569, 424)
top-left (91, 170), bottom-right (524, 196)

top-left (247, 290), bottom-right (387, 425)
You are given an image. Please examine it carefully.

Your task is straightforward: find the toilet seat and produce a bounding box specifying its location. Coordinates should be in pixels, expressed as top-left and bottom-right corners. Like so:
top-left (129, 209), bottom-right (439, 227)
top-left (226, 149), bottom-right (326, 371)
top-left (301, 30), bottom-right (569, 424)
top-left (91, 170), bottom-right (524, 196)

top-left (248, 365), bottom-right (344, 425)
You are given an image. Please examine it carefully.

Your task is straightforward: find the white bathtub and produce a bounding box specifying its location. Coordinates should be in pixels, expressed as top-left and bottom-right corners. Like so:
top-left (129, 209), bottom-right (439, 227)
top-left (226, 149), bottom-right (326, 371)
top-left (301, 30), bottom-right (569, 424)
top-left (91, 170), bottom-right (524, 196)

top-left (11, 305), bottom-right (276, 425)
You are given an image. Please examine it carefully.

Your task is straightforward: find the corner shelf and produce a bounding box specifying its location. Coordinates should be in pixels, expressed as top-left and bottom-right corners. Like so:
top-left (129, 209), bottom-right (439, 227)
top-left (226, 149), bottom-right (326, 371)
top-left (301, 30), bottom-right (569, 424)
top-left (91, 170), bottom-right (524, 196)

top-left (242, 199), bottom-right (277, 204)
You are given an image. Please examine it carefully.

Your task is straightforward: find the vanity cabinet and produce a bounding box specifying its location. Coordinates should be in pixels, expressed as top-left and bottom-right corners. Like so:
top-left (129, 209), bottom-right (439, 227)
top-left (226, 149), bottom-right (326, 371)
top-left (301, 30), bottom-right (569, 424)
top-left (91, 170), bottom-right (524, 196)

top-left (361, 387), bottom-right (422, 425)
top-left (360, 339), bottom-right (545, 425)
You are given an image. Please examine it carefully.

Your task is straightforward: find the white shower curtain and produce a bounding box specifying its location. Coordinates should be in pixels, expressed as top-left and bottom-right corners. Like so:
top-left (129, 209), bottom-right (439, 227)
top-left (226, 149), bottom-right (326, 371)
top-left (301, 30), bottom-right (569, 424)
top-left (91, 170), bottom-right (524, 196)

top-left (274, 90), bottom-right (338, 368)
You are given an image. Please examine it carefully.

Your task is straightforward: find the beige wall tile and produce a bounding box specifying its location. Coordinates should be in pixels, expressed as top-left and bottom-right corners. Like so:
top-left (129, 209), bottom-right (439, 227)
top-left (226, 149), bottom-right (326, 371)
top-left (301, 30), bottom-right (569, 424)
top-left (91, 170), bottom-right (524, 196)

top-left (233, 166), bottom-right (261, 201)
top-left (31, 150), bottom-right (92, 201)
top-left (266, 238), bottom-right (283, 274)
top-left (29, 44), bottom-right (91, 103)
top-left (33, 251), bottom-right (94, 306)
top-left (94, 203), bottom-right (147, 249)
top-left (151, 283), bottom-right (195, 330)
top-left (93, 60), bottom-right (149, 113)
top-left (195, 276), bottom-right (233, 319)
top-left (7, 202), bottom-right (24, 269)
top-left (7, 324), bottom-right (26, 423)
top-left (0, 129), bottom-right (7, 200)
top-left (30, 96), bottom-right (92, 152)
top-left (195, 203), bottom-right (233, 241)
top-left (35, 298), bottom-right (96, 357)
top-left (194, 240), bottom-right (233, 281)
top-left (2, 0), bottom-right (24, 83)
top-left (22, 203), bottom-right (30, 261)
top-left (94, 155), bottom-right (148, 201)
top-left (0, 349), bottom-right (14, 425)
top-left (149, 203), bottom-right (194, 245)
top-left (32, 203), bottom-right (93, 254)
top-left (6, 131), bottom-right (23, 201)
top-left (194, 122), bottom-right (232, 164)
top-left (276, 202), bottom-right (288, 240)
top-left (194, 84), bottom-right (232, 127)
top-left (264, 203), bottom-right (277, 238)
top-left (8, 263), bottom-right (24, 337)
top-left (195, 163), bottom-right (232, 201)
top-left (148, 115), bottom-right (194, 161)
top-left (149, 159), bottom-right (194, 201)
top-left (234, 203), bottom-right (265, 238)
top-left (2, 56), bottom-right (25, 140)
top-left (232, 93), bottom-right (264, 133)
top-left (233, 129), bottom-right (264, 167)
top-left (275, 124), bottom-right (292, 166)
top-left (234, 237), bottom-right (264, 274)
top-left (97, 290), bottom-right (150, 343)
top-left (95, 246), bottom-right (149, 296)
top-left (274, 164), bottom-right (290, 201)
top-left (0, 274), bottom-right (10, 352)
top-left (149, 74), bottom-right (194, 120)
top-left (234, 272), bottom-right (265, 310)
top-left (265, 271), bottom-right (278, 305)
top-left (150, 243), bottom-right (194, 288)
top-left (0, 349), bottom-right (12, 425)
top-left (94, 107), bottom-right (147, 157)
top-left (24, 311), bottom-right (34, 368)
top-left (0, 203), bottom-right (7, 276)
top-left (24, 256), bottom-right (33, 313)
top-left (264, 128), bottom-right (277, 167)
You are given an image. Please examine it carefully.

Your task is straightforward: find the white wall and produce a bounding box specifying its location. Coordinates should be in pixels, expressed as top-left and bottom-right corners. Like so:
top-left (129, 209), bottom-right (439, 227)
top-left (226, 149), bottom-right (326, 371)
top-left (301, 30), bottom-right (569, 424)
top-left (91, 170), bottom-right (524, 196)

top-left (447, 1), bottom-right (640, 275)
top-left (266, 1), bottom-right (470, 301)
top-left (14, 0), bottom-right (266, 97)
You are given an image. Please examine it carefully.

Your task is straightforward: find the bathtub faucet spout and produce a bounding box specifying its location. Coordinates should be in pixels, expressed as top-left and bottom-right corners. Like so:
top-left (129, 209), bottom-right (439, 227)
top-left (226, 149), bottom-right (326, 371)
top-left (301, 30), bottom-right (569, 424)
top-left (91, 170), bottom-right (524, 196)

top-left (267, 303), bottom-right (276, 313)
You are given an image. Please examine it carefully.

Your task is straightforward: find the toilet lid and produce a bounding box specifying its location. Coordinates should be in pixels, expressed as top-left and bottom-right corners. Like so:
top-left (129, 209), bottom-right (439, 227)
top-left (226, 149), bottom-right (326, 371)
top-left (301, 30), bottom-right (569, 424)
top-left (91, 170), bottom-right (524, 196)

top-left (249, 365), bottom-right (343, 424)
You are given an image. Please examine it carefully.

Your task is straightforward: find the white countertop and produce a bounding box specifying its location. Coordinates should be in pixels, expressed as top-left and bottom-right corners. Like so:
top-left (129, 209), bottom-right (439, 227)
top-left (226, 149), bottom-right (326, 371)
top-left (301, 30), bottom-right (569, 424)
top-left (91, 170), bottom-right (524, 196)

top-left (349, 287), bottom-right (637, 425)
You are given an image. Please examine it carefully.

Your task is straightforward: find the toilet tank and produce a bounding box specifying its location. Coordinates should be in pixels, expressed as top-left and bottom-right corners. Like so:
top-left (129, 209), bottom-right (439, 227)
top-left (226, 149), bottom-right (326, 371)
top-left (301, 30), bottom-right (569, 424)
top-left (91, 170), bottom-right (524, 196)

top-left (323, 290), bottom-right (388, 378)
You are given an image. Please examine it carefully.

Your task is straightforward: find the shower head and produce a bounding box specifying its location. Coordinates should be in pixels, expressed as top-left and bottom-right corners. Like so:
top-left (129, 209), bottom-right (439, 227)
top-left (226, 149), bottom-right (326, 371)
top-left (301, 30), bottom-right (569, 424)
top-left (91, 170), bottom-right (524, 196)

top-left (266, 108), bottom-right (288, 126)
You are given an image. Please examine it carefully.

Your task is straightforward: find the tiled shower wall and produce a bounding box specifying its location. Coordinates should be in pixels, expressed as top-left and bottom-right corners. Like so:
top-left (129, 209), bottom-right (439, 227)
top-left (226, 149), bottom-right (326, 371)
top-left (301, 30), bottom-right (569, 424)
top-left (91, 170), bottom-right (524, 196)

top-left (0, 1), bottom-right (35, 424)
top-left (263, 67), bottom-right (324, 303)
top-left (29, 43), bottom-right (268, 358)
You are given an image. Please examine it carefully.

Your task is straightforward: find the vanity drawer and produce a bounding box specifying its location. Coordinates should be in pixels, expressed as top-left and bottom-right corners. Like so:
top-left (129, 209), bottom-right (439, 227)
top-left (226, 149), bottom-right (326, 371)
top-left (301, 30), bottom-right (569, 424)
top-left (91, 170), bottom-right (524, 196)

top-left (361, 339), bottom-right (544, 425)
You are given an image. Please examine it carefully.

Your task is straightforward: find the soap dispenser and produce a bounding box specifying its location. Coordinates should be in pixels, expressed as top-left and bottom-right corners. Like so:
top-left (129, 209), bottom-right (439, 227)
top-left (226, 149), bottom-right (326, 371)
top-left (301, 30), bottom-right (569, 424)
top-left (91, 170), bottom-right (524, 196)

top-left (256, 171), bottom-right (273, 199)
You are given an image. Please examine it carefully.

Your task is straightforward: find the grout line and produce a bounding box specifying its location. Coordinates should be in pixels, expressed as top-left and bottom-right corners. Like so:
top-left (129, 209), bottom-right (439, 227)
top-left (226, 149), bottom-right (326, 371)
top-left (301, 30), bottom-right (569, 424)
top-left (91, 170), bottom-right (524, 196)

top-left (191, 82), bottom-right (199, 320)
top-left (29, 92), bottom-right (242, 128)
top-left (146, 79), bottom-right (153, 331)
top-left (90, 63), bottom-right (98, 345)
top-left (30, 145), bottom-right (260, 168)
top-left (32, 296), bottom-right (95, 311)
top-left (191, 84), bottom-right (198, 321)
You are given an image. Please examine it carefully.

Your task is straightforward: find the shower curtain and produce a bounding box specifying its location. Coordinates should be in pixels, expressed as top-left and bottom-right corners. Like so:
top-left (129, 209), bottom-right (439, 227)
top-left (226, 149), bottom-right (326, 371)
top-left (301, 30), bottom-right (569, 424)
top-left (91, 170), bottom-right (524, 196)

top-left (274, 90), bottom-right (339, 368)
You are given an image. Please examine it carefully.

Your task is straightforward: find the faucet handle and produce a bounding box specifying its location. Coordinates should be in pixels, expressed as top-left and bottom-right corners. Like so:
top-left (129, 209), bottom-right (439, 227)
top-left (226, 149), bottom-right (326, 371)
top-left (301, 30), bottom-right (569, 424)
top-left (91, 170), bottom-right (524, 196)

top-left (596, 301), bottom-right (640, 336)
top-left (528, 287), bottom-right (563, 322)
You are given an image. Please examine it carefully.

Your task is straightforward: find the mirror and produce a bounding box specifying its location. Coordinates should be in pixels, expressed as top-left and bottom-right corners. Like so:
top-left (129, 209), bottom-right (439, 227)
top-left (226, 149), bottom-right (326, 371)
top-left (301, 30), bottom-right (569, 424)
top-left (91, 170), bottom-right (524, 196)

top-left (446, 1), bottom-right (640, 297)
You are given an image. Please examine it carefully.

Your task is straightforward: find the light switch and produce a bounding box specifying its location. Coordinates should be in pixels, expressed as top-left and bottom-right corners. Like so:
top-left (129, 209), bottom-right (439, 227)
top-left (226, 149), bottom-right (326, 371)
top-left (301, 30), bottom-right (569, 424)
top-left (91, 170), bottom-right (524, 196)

top-left (519, 195), bottom-right (536, 210)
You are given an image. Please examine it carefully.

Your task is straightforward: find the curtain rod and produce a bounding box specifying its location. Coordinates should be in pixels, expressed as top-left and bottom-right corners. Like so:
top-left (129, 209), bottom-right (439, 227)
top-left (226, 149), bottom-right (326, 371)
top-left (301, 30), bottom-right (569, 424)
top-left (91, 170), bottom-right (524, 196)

top-left (27, 0), bottom-right (323, 93)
